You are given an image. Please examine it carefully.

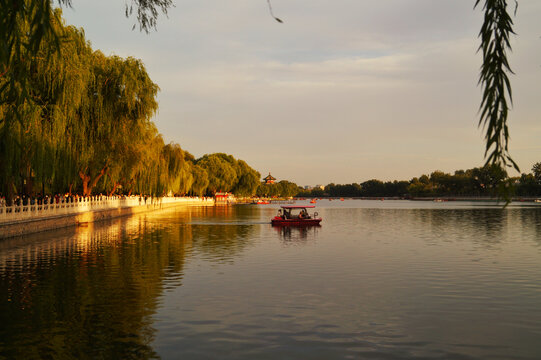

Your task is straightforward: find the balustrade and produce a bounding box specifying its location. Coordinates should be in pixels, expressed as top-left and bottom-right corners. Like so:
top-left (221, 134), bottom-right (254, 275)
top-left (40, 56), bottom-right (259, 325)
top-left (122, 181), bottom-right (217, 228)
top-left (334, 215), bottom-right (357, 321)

top-left (0, 196), bottom-right (213, 223)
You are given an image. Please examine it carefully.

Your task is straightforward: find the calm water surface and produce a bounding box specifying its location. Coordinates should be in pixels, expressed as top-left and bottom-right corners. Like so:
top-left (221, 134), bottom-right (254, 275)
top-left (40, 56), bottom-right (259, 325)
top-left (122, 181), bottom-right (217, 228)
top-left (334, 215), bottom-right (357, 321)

top-left (1, 200), bottom-right (541, 359)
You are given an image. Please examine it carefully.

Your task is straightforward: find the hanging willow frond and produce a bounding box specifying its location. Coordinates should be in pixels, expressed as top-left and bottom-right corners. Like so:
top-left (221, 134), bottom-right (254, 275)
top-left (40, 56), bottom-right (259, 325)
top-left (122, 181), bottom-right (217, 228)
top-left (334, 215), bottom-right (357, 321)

top-left (267, 0), bottom-right (283, 23)
top-left (475, 0), bottom-right (518, 173)
top-left (126, 0), bottom-right (174, 33)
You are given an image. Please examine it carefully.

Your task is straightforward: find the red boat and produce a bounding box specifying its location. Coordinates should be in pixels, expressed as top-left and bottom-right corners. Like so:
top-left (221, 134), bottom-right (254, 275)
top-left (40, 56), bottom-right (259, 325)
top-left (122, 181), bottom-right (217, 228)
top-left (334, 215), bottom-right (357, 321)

top-left (271, 205), bottom-right (322, 226)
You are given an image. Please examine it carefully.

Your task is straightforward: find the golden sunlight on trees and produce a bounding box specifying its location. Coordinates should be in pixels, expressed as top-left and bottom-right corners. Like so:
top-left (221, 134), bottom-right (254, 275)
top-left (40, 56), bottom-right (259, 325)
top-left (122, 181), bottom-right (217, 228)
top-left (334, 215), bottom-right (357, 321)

top-left (0, 10), bottom-right (263, 199)
top-left (0, 1), bottom-right (526, 200)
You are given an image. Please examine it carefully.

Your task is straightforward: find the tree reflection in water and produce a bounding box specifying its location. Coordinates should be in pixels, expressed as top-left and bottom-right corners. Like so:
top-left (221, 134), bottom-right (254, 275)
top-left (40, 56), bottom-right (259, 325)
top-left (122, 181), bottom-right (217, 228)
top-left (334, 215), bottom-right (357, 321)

top-left (1, 203), bottom-right (541, 359)
top-left (0, 206), bottom-right (256, 359)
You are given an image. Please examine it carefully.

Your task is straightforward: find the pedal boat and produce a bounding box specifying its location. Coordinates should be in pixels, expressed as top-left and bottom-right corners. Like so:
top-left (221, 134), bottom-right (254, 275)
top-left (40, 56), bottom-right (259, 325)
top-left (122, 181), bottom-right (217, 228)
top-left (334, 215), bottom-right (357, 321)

top-left (271, 205), bottom-right (322, 226)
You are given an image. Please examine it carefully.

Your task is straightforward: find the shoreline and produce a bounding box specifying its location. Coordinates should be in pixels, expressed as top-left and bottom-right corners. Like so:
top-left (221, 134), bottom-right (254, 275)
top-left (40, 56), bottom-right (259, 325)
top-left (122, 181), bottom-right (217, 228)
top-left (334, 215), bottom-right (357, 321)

top-left (0, 197), bottom-right (214, 239)
top-left (295, 196), bottom-right (541, 202)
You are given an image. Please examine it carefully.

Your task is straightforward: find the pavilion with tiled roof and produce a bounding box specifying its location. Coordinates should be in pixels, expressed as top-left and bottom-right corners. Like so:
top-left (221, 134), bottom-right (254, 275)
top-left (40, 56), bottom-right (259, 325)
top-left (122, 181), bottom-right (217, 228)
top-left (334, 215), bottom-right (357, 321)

top-left (263, 173), bottom-right (276, 184)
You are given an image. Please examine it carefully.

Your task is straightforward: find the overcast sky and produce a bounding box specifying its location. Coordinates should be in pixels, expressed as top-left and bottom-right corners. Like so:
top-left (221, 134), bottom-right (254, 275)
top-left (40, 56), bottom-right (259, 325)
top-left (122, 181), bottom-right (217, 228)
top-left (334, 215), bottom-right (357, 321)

top-left (62, 0), bottom-right (541, 186)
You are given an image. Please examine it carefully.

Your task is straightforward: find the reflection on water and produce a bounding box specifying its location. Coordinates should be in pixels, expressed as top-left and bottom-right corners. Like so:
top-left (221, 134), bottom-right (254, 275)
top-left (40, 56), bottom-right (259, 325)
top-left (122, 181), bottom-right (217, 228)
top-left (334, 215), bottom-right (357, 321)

top-left (1, 202), bottom-right (541, 359)
top-left (0, 206), bottom-right (257, 359)
top-left (273, 225), bottom-right (320, 244)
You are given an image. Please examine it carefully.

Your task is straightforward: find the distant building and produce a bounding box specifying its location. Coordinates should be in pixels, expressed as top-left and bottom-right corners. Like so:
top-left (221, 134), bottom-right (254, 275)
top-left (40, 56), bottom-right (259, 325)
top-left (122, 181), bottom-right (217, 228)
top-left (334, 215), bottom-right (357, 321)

top-left (263, 173), bottom-right (276, 184)
top-left (304, 185), bottom-right (313, 190)
top-left (315, 185), bottom-right (325, 190)
top-left (215, 192), bottom-right (235, 204)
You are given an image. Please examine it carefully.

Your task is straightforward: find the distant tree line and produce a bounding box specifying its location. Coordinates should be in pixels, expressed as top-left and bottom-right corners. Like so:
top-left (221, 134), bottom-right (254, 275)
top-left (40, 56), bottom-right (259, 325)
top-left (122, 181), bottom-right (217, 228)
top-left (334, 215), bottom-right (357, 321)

top-left (297, 164), bottom-right (541, 198)
top-left (256, 181), bottom-right (300, 198)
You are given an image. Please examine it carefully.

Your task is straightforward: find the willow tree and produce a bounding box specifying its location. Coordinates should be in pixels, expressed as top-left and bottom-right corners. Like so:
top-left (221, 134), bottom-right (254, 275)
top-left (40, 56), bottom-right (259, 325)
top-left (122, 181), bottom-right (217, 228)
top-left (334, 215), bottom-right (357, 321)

top-left (233, 160), bottom-right (261, 196)
top-left (0, 0), bottom-right (171, 104)
top-left (173, 161), bottom-right (195, 195)
top-left (190, 164), bottom-right (209, 197)
top-left (1, 1), bottom-right (523, 195)
top-left (38, 23), bottom-right (93, 195)
top-left (160, 143), bottom-right (186, 195)
top-left (196, 154), bottom-right (240, 194)
top-left (194, 153), bottom-right (261, 196)
top-left (72, 52), bottom-right (159, 196)
top-left (163, 145), bottom-right (205, 196)
top-left (0, 9), bottom-right (92, 198)
top-left (104, 135), bottom-right (146, 196)
top-left (0, 0), bottom-right (169, 198)
top-left (128, 124), bottom-right (194, 197)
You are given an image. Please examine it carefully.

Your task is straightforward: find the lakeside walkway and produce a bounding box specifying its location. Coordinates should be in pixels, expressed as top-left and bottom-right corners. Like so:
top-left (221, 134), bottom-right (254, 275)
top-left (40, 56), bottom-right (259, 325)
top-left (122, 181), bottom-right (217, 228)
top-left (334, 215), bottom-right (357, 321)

top-left (0, 196), bottom-right (214, 238)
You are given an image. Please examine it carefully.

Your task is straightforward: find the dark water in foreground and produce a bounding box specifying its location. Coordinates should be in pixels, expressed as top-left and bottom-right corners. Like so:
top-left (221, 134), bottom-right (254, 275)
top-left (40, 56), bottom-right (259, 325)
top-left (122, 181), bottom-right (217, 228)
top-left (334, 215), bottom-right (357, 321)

top-left (1, 200), bottom-right (541, 359)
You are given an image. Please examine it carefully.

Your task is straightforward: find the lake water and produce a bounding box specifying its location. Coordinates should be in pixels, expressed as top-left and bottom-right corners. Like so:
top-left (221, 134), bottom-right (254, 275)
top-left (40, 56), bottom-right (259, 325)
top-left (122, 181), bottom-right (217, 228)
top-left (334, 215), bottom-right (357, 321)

top-left (1, 200), bottom-right (541, 359)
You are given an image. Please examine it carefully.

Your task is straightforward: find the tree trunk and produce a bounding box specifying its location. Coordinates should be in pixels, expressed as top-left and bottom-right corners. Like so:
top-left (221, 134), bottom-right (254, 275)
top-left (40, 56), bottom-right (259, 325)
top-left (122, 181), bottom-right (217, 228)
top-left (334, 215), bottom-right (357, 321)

top-left (108, 182), bottom-right (119, 197)
top-left (79, 171), bottom-right (90, 196)
top-left (89, 165), bottom-right (108, 196)
top-left (79, 165), bottom-right (108, 197)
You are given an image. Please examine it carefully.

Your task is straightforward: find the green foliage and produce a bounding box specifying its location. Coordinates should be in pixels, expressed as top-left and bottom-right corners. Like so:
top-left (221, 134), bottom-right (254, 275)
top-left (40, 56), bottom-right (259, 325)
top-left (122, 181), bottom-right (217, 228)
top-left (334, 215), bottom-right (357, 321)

top-left (72, 51), bottom-right (160, 195)
top-left (196, 154), bottom-right (239, 194)
top-left (0, 1), bottom-right (172, 193)
top-left (196, 153), bottom-right (261, 196)
top-left (234, 160), bottom-right (261, 196)
top-left (255, 180), bottom-right (301, 198)
top-left (475, 0), bottom-right (518, 172)
top-left (0, 10), bottom-right (264, 199)
top-left (325, 183), bottom-right (362, 197)
top-left (532, 162), bottom-right (541, 183)
top-left (276, 180), bottom-right (300, 198)
top-left (514, 173), bottom-right (541, 196)
top-left (190, 164), bottom-right (209, 197)
top-left (1, 0), bottom-right (171, 74)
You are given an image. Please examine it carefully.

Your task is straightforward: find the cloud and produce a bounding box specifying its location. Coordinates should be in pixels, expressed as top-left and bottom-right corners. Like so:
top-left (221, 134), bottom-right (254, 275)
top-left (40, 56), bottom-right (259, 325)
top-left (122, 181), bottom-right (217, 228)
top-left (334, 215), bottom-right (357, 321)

top-left (62, 0), bottom-right (541, 184)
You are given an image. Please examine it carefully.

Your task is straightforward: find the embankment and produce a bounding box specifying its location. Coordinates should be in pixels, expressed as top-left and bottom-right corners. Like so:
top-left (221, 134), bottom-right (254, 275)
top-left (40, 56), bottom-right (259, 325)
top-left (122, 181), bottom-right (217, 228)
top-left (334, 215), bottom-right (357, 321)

top-left (0, 197), bottom-right (214, 239)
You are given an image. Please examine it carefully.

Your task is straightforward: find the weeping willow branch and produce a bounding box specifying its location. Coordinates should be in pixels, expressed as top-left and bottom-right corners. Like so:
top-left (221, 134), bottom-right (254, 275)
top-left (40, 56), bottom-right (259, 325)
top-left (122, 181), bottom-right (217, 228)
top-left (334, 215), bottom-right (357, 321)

top-left (267, 0), bottom-right (283, 23)
top-left (475, 0), bottom-right (518, 173)
top-left (125, 0), bottom-right (174, 33)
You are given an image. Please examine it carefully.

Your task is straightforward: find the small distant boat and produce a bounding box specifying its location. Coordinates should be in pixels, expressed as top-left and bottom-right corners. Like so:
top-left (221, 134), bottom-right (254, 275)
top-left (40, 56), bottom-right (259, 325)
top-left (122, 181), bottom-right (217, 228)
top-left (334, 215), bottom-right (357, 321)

top-left (310, 199), bottom-right (317, 204)
top-left (271, 205), bottom-right (322, 226)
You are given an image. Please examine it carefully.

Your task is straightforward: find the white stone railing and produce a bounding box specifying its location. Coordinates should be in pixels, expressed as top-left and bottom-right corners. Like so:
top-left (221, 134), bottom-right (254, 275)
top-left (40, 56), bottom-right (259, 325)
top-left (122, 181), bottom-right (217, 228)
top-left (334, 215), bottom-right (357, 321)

top-left (0, 196), bottom-right (214, 224)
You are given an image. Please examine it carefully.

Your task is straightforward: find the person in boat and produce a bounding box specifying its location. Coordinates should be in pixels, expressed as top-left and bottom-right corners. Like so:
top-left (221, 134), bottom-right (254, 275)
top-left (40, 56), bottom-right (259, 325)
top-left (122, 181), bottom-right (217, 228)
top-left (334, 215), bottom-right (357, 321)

top-left (298, 209), bottom-right (308, 219)
top-left (281, 208), bottom-right (291, 219)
